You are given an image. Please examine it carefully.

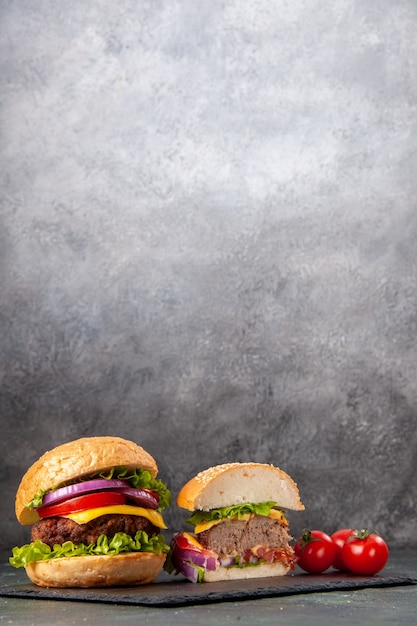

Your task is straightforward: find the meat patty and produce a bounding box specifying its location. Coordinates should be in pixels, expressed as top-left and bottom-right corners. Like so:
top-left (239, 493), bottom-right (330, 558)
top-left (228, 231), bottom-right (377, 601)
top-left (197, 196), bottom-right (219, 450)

top-left (31, 514), bottom-right (158, 548)
top-left (197, 515), bottom-right (292, 557)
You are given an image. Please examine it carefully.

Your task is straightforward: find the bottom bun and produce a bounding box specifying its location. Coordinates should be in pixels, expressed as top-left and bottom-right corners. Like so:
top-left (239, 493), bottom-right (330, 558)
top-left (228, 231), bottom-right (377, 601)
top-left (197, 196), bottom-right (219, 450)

top-left (26, 552), bottom-right (166, 588)
top-left (204, 561), bottom-right (290, 582)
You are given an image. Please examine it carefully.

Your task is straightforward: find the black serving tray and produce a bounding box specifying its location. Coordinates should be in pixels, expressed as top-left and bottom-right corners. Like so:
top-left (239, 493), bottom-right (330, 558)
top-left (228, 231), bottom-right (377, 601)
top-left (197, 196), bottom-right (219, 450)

top-left (1, 570), bottom-right (416, 607)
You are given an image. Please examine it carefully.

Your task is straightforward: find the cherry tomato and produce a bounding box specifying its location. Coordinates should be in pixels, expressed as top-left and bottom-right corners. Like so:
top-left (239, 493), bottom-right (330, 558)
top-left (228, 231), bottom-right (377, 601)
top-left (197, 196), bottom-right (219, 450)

top-left (331, 528), bottom-right (355, 571)
top-left (294, 529), bottom-right (336, 573)
top-left (37, 491), bottom-right (126, 518)
top-left (341, 529), bottom-right (389, 575)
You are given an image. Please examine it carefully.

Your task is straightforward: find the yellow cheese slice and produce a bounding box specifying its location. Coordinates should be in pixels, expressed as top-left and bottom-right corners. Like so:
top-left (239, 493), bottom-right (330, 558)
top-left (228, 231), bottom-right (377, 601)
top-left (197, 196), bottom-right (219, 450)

top-left (65, 505), bottom-right (167, 529)
top-left (183, 532), bottom-right (205, 549)
top-left (268, 508), bottom-right (288, 525)
top-left (194, 518), bottom-right (222, 534)
top-left (194, 510), bottom-right (288, 534)
top-left (194, 513), bottom-right (252, 534)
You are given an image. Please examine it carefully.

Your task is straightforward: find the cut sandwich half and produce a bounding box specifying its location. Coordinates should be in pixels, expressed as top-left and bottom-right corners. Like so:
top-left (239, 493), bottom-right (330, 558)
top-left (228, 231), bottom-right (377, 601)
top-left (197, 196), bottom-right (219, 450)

top-left (166, 462), bottom-right (304, 582)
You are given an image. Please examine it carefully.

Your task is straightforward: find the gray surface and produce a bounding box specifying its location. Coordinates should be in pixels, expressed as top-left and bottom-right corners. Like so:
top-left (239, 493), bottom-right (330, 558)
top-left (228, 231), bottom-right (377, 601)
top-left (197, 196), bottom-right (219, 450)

top-left (1, 0), bottom-right (417, 555)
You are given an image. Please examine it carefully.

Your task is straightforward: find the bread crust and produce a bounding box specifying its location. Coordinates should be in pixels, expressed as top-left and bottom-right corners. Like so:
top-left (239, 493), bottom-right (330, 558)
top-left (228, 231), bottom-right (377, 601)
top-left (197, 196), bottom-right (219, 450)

top-left (177, 462), bottom-right (304, 512)
top-left (25, 552), bottom-right (166, 587)
top-left (204, 560), bottom-right (290, 582)
top-left (16, 437), bottom-right (158, 525)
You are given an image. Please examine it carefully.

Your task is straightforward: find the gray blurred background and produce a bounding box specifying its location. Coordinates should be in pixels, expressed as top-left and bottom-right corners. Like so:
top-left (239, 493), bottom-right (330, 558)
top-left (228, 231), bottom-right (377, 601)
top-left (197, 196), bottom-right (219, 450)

top-left (1, 0), bottom-right (417, 555)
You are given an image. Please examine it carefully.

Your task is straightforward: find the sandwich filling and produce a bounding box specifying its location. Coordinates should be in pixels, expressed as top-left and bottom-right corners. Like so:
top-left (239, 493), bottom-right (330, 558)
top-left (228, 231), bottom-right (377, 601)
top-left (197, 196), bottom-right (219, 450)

top-left (10, 467), bottom-right (171, 568)
top-left (165, 502), bottom-right (297, 581)
top-left (197, 514), bottom-right (293, 566)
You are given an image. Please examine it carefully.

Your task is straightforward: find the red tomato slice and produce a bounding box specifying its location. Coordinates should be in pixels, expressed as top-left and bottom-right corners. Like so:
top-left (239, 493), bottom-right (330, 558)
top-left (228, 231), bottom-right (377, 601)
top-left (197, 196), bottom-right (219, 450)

top-left (37, 491), bottom-right (126, 519)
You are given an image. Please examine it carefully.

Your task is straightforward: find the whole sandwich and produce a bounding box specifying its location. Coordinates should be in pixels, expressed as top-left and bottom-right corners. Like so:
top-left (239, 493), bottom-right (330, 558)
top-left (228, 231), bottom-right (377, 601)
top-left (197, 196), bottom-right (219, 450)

top-left (166, 462), bottom-right (304, 582)
top-left (10, 436), bottom-right (171, 587)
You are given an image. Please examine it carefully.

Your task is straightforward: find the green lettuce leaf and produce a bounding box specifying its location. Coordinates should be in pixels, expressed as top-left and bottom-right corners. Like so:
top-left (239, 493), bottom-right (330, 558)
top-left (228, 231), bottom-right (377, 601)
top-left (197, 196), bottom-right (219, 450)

top-left (186, 501), bottom-right (282, 527)
top-left (9, 531), bottom-right (170, 568)
top-left (28, 466), bottom-right (171, 512)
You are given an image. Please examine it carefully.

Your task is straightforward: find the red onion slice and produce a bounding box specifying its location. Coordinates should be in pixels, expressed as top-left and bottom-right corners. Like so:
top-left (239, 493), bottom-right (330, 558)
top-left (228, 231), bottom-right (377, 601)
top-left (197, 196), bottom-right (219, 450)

top-left (170, 533), bottom-right (219, 581)
top-left (116, 486), bottom-right (159, 509)
top-left (38, 478), bottom-right (158, 508)
top-left (173, 547), bottom-right (218, 571)
top-left (174, 558), bottom-right (201, 583)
